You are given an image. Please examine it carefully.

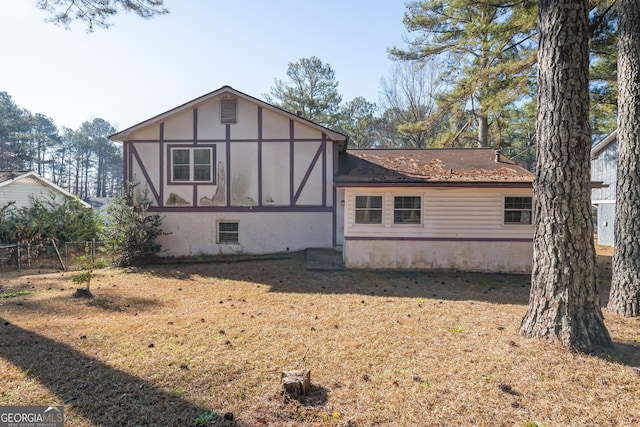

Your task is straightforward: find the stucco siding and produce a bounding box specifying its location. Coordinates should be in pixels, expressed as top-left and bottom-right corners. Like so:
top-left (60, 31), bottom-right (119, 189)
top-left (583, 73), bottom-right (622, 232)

top-left (231, 97), bottom-right (260, 139)
top-left (344, 239), bottom-right (533, 273)
top-left (157, 211), bottom-right (333, 256)
top-left (230, 142), bottom-right (259, 206)
top-left (262, 143), bottom-right (291, 205)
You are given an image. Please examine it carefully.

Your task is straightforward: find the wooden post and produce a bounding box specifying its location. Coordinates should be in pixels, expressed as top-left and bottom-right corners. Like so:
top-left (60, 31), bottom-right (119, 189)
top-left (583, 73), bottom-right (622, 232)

top-left (27, 244), bottom-right (31, 268)
top-left (16, 244), bottom-right (21, 271)
top-left (51, 239), bottom-right (66, 271)
top-left (281, 369), bottom-right (311, 398)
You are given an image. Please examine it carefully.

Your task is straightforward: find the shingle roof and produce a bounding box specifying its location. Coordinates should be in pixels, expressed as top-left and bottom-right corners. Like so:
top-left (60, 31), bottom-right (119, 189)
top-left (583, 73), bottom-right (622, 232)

top-left (336, 149), bottom-right (533, 186)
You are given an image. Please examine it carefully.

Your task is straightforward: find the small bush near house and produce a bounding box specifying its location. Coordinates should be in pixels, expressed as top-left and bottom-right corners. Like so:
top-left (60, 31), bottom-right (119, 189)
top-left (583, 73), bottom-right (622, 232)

top-left (101, 183), bottom-right (164, 266)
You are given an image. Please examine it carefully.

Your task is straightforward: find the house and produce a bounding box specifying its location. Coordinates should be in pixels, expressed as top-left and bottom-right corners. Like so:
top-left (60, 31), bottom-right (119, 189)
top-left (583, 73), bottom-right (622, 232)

top-left (335, 149), bottom-right (534, 272)
top-left (591, 130), bottom-right (617, 247)
top-left (109, 86), bottom-right (534, 272)
top-left (0, 171), bottom-right (90, 209)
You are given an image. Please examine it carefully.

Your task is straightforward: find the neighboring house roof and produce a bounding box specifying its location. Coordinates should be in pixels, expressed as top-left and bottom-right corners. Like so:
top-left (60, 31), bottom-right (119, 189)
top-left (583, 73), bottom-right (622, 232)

top-left (335, 148), bottom-right (534, 187)
top-left (0, 170), bottom-right (90, 207)
top-left (591, 129), bottom-right (617, 158)
top-left (85, 197), bottom-right (112, 209)
top-left (108, 85), bottom-right (349, 150)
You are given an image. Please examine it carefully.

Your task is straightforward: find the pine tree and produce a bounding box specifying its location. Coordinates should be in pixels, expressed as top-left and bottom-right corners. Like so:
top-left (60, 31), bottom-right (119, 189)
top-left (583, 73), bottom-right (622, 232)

top-left (520, 0), bottom-right (611, 351)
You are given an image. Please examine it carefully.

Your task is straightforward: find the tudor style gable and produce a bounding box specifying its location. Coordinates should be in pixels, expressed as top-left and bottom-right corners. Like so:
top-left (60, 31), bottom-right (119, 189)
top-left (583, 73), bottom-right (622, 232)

top-left (110, 86), bottom-right (347, 212)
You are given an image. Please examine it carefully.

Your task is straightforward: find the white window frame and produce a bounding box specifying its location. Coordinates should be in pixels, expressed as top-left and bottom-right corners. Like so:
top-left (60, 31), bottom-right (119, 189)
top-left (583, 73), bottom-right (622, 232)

top-left (169, 146), bottom-right (214, 184)
top-left (503, 196), bottom-right (533, 225)
top-left (217, 221), bottom-right (239, 244)
top-left (393, 195), bottom-right (422, 225)
top-left (354, 195), bottom-right (383, 225)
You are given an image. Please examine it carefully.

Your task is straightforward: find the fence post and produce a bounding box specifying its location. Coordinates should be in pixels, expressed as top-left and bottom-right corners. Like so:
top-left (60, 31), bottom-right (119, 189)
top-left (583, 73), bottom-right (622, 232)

top-left (50, 239), bottom-right (66, 271)
top-left (16, 244), bottom-right (21, 271)
top-left (27, 243), bottom-right (31, 268)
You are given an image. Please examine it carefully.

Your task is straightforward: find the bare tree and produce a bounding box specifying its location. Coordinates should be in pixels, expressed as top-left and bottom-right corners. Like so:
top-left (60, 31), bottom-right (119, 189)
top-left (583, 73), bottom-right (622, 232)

top-left (378, 61), bottom-right (443, 148)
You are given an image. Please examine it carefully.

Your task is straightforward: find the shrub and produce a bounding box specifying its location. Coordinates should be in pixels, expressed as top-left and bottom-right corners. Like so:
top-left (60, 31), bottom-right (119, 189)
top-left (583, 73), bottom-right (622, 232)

top-left (101, 183), bottom-right (164, 266)
top-left (0, 196), bottom-right (101, 245)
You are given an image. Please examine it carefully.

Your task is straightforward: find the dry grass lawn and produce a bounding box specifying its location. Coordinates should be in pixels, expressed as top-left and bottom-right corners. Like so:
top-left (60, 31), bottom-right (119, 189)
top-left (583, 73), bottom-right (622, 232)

top-left (1, 249), bottom-right (638, 426)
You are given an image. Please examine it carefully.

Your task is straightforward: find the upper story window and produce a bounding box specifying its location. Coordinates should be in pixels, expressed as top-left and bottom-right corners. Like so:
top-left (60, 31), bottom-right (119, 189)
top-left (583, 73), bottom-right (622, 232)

top-left (355, 196), bottom-right (383, 224)
top-left (394, 196), bottom-right (421, 224)
top-left (504, 196), bottom-right (532, 225)
top-left (170, 146), bottom-right (214, 183)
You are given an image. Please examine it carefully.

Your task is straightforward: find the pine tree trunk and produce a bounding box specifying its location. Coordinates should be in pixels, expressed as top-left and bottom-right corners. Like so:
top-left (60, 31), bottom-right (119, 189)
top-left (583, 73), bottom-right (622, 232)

top-left (520, 0), bottom-right (612, 351)
top-left (609, 0), bottom-right (640, 317)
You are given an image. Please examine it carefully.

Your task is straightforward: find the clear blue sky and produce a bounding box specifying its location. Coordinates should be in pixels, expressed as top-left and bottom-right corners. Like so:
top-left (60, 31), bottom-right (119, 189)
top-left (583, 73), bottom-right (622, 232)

top-left (0, 0), bottom-right (409, 131)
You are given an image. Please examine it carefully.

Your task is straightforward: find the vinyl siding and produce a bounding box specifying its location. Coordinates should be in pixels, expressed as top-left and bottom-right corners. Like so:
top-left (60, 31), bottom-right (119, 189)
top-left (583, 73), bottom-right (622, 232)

top-left (0, 178), bottom-right (69, 209)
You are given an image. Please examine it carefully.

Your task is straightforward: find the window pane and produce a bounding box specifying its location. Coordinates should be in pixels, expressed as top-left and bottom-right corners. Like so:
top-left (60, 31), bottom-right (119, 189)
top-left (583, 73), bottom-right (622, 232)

top-left (394, 196), bottom-right (421, 224)
top-left (194, 165), bottom-right (211, 181)
top-left (356, 196), bottom-right (382, 209)
top-left (193, 149), bottom-right (210, 165)
top-left (505, 197), bottom-right (532, 210)
top-left (219, 222), bottom-right (238, 232)
top-left (504, 196), bottom-right (533, 225)
top-left (173, 165), bottom-right (189, 181)
top-left (218, 222), bottom-right (238, 244)
top-left (355, 209), bottom-right (382, 224)
top-left (219, 232), bottom-right (238, 243)
top-left (173, 149), bottom-right (189, 165)
top-left (394, 196), bottom-right (420, 209)
top-left (394, 209), bottom-right (421, 224)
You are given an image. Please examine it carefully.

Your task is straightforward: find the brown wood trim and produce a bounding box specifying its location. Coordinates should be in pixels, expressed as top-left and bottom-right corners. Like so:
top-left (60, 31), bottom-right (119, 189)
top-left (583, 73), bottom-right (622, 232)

top-left (147, 206), bottom-right (334, 213)
top-left (289, 120), bottom-right (295, 205)
top-left (334, 182), bottom-right (534, 188)
top-left (345, 236), bottom-right (533, 242)
top-left (293, 141), bottom-right (324, 204)
top-left (258, 107), bottom-right (263, 207)
top-left (130, 144), bottom-right (161, 204)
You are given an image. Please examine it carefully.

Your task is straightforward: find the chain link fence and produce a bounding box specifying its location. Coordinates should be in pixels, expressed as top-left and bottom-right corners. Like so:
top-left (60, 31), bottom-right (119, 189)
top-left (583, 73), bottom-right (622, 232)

top-left (0, 240), bottom-right (110, 272)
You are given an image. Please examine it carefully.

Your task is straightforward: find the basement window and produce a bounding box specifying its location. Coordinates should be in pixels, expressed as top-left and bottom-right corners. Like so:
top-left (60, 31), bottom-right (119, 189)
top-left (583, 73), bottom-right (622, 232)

top-left (218, 221), bottom-right (239, 244)
top-left (504, 196), bottom-right (532, 224)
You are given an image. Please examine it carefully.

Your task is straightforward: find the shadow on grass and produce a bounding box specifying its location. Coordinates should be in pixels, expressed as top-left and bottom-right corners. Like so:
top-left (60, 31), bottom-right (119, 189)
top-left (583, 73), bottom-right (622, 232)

top-left (0, 318), bottom-right (240, 426)
top-left (133, 252), bottom-right (534, 306)
top-left (595, 341), bottom-right (640, 369)
top-left (2, 293), bottom-right (162, 315)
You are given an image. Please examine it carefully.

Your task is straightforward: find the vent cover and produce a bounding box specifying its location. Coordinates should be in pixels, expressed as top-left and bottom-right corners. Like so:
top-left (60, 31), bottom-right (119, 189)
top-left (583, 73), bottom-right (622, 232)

top-left (220, 98), bottom-right (237, 124)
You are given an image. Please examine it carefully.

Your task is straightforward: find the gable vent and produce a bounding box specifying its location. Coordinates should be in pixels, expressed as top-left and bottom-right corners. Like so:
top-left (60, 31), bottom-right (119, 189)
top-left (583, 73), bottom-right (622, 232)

top-left (220, 98), bottom-right (237, 124)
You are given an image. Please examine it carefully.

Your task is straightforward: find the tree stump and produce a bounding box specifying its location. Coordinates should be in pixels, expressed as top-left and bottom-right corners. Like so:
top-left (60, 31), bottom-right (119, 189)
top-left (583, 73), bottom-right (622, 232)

top-left (281, 369), bottom-right (311, 398)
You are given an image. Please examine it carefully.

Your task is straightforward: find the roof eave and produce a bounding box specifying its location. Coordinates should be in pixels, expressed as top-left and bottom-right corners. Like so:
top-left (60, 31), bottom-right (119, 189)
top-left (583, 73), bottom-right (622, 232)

top-left (109, 85), bottom-right (348, 144)
top-left (334, 180), bottom-right (534, 188)
top-left (591, 129), bottom-right (618, 158)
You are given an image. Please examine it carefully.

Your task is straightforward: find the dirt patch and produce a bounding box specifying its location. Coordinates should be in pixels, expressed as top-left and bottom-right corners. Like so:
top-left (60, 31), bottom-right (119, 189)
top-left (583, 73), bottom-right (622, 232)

top-left (0, 250), bottom-right (637, 426)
